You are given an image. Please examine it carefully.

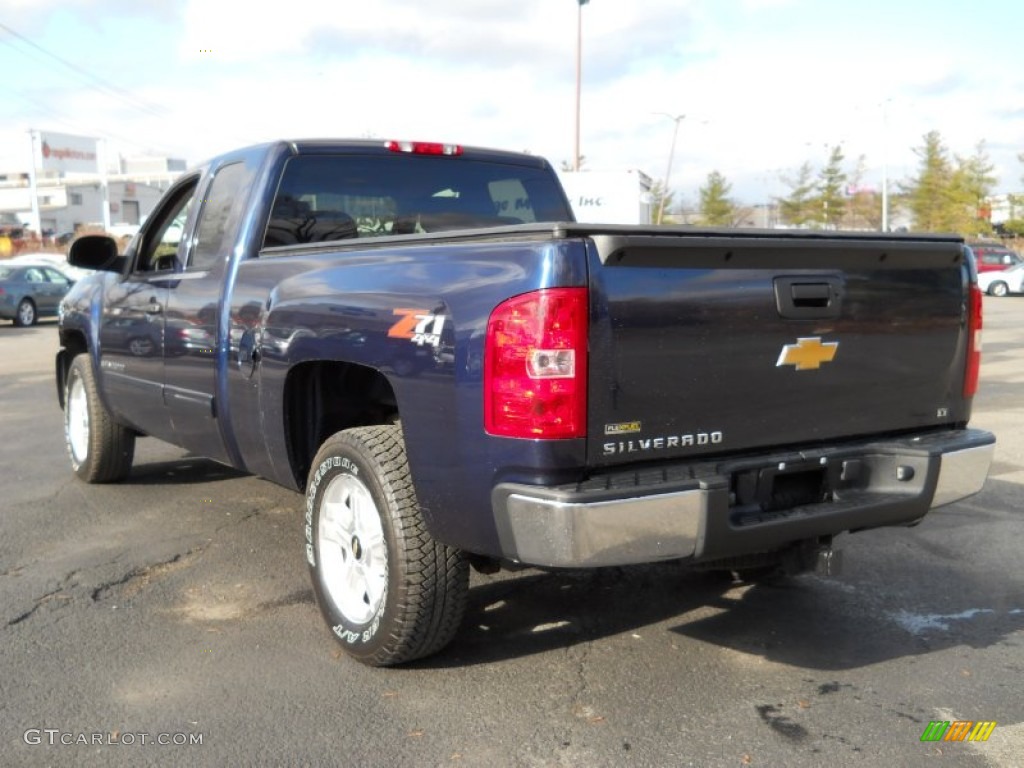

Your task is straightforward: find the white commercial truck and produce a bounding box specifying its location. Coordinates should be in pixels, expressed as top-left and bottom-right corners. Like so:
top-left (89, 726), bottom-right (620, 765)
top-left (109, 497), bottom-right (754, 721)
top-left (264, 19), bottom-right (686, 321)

top-left (556, 169), bottom-right (653, 225)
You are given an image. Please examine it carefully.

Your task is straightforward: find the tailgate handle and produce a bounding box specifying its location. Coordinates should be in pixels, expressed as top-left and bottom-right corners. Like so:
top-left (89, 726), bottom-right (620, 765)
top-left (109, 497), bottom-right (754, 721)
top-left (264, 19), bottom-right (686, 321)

top-left (774, 277), bottom-right (843, 319)
top-left (791, 283), bottom-right (831, 307)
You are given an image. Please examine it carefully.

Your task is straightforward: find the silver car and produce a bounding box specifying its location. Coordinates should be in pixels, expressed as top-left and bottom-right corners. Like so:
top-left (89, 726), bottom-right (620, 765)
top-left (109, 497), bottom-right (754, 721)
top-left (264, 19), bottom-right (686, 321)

top-left (0, 263), bottom-right (75, 326)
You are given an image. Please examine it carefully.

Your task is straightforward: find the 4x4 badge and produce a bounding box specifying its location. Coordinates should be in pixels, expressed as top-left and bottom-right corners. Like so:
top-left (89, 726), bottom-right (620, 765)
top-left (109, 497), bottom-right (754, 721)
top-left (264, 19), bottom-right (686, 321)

top-left (388, 308), bottom-right (446, 348)
top-left (777, 337), bottom-right (838, 371)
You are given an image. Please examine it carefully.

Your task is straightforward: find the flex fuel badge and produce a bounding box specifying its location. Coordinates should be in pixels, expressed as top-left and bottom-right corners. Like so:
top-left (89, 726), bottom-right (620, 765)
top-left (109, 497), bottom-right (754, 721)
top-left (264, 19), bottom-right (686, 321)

top-left (388, 308), bottom-right (446, 347)
top-left (605, 421), bottom-right (642, 436)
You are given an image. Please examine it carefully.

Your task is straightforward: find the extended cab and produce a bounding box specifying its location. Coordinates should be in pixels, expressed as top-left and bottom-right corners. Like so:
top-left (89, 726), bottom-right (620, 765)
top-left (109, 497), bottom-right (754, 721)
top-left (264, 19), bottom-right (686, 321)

top-left (57, 139), bottom-right (995, 666)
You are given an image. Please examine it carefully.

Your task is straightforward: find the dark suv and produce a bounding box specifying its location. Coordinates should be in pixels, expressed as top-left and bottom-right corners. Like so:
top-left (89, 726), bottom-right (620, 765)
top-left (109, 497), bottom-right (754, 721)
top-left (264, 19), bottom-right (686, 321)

top-left (968, 241), bottom-right (1023, 273)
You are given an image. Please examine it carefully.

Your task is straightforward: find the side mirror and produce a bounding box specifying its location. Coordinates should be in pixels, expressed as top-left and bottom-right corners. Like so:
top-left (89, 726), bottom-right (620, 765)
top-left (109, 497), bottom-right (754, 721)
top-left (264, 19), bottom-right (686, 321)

top-left (68, 235), bottom-right (126, 273)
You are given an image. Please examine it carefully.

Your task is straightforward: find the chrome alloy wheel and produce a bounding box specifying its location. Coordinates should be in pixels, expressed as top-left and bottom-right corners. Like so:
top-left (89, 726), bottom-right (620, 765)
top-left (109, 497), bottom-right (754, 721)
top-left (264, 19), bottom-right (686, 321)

top-left (318, 473), bottom-right (388, 625)
top-left (66, 373), bottom-right (90, 465)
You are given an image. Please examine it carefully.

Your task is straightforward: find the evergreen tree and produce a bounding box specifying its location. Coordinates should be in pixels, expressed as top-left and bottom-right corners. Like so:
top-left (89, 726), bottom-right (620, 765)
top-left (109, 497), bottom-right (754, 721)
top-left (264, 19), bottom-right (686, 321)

top-left (901, 131), bottom-right (957, 232)
top-left (1005, 153), bottom-right (1024, 236)
top-left (778, 162), bottom-right (816, 228)
top-left (844, 155), bottom-right (882, 230)
top-left (648, 180), bottom-right (676, 224)
top-left (698, 171), bottom-right (737, 226)
top-left (950, 141), bottom-right (997, 236)
top-left (813, 145), bottom-right (847, 229)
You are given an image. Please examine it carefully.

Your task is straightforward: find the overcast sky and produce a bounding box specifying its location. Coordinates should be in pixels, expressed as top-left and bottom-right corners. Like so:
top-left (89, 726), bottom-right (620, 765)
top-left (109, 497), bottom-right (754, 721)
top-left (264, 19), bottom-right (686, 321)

top-left (1, 0), bottom-right (1022, 205)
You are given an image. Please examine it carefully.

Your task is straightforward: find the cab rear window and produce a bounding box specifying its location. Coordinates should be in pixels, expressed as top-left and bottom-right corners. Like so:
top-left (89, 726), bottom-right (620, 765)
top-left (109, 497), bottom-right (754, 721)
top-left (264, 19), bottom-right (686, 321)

top-left (262, 154), bottom-right (570, 249)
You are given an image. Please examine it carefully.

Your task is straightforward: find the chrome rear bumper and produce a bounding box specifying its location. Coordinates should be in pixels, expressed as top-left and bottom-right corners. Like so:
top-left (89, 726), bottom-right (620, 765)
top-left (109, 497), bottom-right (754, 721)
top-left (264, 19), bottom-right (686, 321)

top-left (492, 429), bottom-right (995, 568)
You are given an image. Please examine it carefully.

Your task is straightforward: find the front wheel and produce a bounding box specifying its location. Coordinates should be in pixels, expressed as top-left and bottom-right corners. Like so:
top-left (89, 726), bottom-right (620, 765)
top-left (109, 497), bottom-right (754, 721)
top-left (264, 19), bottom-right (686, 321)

top-left (988, 281), bottom-right (1009, 298)
top-left (306, 425), bottom-right (468, 666)
top-left (14, 298), bottom-right (36, 327)
top-left (64, 355), bottom-right (136, 482)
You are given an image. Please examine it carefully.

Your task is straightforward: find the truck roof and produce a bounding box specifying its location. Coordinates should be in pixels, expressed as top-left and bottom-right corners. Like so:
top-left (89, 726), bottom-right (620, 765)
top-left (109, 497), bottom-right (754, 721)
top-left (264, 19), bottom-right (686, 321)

top-left (287, 139), bottom-right (553, 167)
top-left (195, 139), bottom-right (554, 172)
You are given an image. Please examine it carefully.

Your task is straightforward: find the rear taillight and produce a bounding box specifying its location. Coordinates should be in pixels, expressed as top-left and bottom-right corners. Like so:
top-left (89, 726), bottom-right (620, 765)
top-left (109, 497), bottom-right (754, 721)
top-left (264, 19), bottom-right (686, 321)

top-left (964, 283), bottom-right (983, 398)
top-left (384, 140), bottom-right (463, 156)
top-left (484, 288), bottom-right (588, 439)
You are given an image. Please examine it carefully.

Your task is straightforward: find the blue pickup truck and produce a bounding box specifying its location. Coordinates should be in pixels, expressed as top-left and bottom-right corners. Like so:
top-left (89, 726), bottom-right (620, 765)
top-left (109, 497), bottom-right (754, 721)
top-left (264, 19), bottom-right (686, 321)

top-left (57, 139), bottom-right (995, 665)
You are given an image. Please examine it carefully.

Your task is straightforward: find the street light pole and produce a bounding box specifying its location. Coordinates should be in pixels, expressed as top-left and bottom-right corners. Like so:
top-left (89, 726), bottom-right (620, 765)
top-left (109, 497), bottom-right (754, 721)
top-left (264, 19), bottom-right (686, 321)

top-left (656, 113), bottom-right (685, 224)
top-left (574, 1), bottom-right (589, 171)
top-left (27, 129), bottom-right (41, 235)
top-left (881, 98), bottom-right (890, 232)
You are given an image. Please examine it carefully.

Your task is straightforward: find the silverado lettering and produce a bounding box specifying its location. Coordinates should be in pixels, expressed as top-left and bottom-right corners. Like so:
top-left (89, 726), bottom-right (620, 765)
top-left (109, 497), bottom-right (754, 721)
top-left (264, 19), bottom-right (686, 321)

top-left (603, 431), bottom-right (725, 455)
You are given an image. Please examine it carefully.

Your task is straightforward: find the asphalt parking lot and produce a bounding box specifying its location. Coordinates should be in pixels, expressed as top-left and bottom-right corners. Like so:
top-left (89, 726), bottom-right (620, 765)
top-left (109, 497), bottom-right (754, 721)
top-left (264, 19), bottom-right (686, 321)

top-left (1, 298), bottom-right (1021, 767)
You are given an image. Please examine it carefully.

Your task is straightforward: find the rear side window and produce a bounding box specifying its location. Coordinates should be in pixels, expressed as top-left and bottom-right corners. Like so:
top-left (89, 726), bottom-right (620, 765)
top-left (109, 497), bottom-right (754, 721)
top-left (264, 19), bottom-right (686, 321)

top-left (191, 162), bottom-right (246, 271)
top-left (262, 154), bottom-right (570, 249)
top-left (44, 268), bottom-right (70, 285)
top-left (981, 251), bottom-right (1020, 266)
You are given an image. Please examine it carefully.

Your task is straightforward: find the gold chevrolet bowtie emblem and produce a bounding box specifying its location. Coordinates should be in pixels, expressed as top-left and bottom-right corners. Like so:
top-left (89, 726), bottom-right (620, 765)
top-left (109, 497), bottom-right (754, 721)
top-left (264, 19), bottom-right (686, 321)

top-left (776, 337), bottom-right (839, 371)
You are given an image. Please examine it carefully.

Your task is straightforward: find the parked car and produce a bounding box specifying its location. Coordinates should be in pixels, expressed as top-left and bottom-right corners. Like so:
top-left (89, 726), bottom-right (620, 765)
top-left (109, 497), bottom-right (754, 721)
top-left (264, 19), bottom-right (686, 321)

top-left (978, 263), bottom-right (1024, 297)
top-left (8, 252), bottom-right (94, 282)
top-left (106, 222), bottom-right (142, 240)
top-left (0, 262), bottom-right (75, 326)
top-left (967, 241), bottom-right (1023, 273)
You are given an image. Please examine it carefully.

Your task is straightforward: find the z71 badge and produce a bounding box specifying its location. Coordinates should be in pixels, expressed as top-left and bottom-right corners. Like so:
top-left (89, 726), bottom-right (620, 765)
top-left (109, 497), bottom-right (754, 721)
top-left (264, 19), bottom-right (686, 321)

top-left (388, 308), bottom-right (446, 348)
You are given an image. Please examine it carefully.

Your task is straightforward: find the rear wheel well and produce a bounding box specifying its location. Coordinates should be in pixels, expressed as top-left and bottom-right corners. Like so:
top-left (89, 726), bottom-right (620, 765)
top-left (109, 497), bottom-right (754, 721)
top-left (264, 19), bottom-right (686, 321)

top-left (284, 361), bottom-right (399, 490)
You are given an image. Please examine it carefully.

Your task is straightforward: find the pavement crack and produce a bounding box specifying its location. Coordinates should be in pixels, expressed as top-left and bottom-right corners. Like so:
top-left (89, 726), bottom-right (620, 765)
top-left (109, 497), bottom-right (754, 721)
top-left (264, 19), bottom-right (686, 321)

top-left (6, 587), bottom-right (73, 628)
top-left (7, 603), bottom-right (41, 627)
top-left (255, 588), bottom-right (315, 613)
top-left (565, 609), bottom-right (605, 730)
top-left (208, 508), bottom-right (263, 536)
top-left (91, 550), bottom-right (197, 603)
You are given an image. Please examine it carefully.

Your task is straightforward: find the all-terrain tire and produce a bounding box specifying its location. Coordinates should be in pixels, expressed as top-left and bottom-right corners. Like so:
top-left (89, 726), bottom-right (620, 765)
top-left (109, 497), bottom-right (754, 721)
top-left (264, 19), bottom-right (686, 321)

top-left (64, 355), bottom-right (136, 483)
top-left (305, 425), bottom-right (469, 666)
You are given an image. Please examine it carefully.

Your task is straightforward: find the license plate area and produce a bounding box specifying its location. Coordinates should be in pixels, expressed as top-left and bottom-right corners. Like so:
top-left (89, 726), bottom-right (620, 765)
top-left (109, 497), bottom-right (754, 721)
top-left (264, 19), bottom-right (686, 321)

top-left (730, 460), bottom-right (834, 526)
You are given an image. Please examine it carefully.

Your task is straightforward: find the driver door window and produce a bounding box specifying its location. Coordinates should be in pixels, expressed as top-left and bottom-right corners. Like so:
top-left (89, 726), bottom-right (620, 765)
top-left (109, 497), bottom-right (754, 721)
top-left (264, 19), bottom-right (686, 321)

top-left (136, 176), bottom-right (200, 273)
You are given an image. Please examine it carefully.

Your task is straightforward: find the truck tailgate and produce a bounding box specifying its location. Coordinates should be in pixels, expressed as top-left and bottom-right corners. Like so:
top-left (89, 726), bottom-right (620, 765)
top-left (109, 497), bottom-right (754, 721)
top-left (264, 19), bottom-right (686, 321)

top-left (585, 232), bottom-right (971, 468)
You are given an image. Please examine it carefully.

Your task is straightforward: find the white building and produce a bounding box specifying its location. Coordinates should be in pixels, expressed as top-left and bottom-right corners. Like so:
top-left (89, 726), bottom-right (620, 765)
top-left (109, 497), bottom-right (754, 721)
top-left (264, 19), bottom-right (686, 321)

top-left (0, 154), bottom-right (183, 236)
top-left (55, 179), bottom-right (170, 235)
